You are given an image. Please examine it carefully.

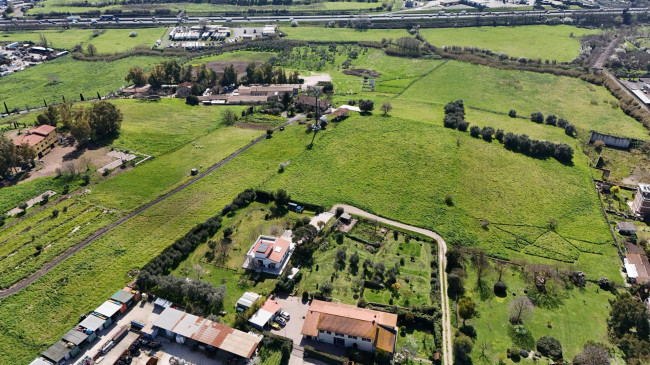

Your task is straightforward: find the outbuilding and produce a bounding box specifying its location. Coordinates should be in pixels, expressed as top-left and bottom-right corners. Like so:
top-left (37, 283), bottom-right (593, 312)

top-left (111, 289), bottom-right (135, 307)
top-left (154, 297), bottom-right (173, 310)
top-left (29, 358), bottom-right (53, 365)
top-left (78, 314), bottom-right (106, 334)
top-left (617, 221), bottom-right (637, 236)
top-left (62, 328), bottom-right (92, 357)
top-left (41, 341), bottom-right (71, 365)
top-left (236, 292), bottom-right (261, 312)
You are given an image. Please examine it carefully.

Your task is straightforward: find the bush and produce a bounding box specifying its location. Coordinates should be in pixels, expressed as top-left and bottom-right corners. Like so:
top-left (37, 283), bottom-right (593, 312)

top-left (536, 336), bottom-right (562, 360)
top-left (494, 280), bottom-right (507, 296)
top-left (51, 209), bottom-right (59, 218)
top-left (593, 140), bottom-right (605, 152)
top-left (469, 125), bottom-right (480, 138)
top-left (545, 114), bottom-right (557, 126)
top-left (335, 206), bottom-right (344, 217)
top-left (481, 126), bottom-right (494, 142)
top-left (495, 129), bottom-right (504, 142)
top-left (185, 95), bottom-right (199, 106)
top-left (457, 121), bottom-right (470, 132)
top-left (509, 109), bottom-right (517, 118)
top-left (531, 112), bottom-right (544, 123)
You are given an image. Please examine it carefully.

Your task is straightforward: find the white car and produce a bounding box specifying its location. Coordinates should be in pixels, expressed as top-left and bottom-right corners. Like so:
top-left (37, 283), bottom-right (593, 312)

top-left (280, 311), bottom-right (290, 320)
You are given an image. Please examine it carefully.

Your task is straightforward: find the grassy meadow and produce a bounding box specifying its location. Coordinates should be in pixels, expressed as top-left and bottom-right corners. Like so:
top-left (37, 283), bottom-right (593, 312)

top-left (419, 25), bottom-right (598, 62)
top-left (0, 55), bottom-right (166, 110)
top-left (0, 28), bottom-right (167, 53)
top-left (0, 36), bottom-right (643, 365)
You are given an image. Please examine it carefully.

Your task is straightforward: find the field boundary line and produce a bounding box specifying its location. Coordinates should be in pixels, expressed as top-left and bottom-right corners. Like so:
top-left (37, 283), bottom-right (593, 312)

top-left (0, 120), bottom-right (292, 299)
top-left (392, 59), bottom-right (449, 99)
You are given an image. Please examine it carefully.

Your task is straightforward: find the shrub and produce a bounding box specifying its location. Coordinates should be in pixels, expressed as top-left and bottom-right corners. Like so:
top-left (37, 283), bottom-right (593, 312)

top-left (18, 202), bottom-right (28, 210)
top-left (185, 95), bottom-right (199, 106)
top-left (82, 174), bottom-right (90, 185)
top-left (545, 114), bottom-right (557, 126)
top-left (531, 112), bottom-right (544, 123)
top-left (481, 126), bottom-right (494, 142)
top-left (445, 194), bottom-right (453, 206)
top-left (51, 209), bottom-right (59, 218)
top-left (457, 121), bottom-right (470, 132)
top-left (469, 125), bottom-right (480, 138)
top-left (509, 109), bottom-right (517, 118)
top-left (536, 336), bottom-right (562, 360)
top-left (335, 207), bottom-right (344, 217)
top-left (594, 140), bottom-right (605, 152)
top-left (494, 280), bottom-right (507, 296)
top-left (495, 129), bottom-right (504, 142)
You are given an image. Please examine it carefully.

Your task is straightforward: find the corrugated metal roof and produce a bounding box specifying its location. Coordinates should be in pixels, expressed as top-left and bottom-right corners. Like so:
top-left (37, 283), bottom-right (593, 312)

top-left (248, 309), bottom-right (274, 328)
top-left (220, 330), bottom-right (262, 358)
top-left (62, 329), bottom-right (89, 345)
top-left (79, 314), bottom-right (105, 332)
top-left (42, 341), bottom-right (71, 362)
top-left (94, 301), bottom-right (121, 318)
top-left (29, 358), bottom-right (54, 365)
top-left (153, 307), bottom-right (185, 331)
top-left (110, 289), bottom-right (134, 304)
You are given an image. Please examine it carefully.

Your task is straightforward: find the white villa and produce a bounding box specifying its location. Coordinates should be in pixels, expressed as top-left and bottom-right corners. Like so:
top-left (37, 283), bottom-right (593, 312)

top-left (243, 234), bottom-right (294, 275)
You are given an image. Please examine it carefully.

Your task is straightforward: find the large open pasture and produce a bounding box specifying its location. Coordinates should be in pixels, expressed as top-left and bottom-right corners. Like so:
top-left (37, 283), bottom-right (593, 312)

top-left (282, 26), bottom-right (410, 42)
top-left (0, 39), bottom-right (642, 364)
top-left (0, 28), bottom-right (167, 53)
top-left (0, 55), bottom-right (166, 110)
top-left (419, 25), bottom-right (599, 62)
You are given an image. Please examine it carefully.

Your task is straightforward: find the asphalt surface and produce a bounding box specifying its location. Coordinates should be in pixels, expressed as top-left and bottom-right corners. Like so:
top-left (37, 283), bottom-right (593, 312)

top-left (329, 204), bottom-right (452, 365)
top-left (0, 119), bottom-right (295, 299)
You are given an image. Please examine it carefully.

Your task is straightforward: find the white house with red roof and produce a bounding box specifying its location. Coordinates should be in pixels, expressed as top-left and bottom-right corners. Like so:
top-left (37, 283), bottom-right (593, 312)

top-left (243, 234), bottom-right (294, 275)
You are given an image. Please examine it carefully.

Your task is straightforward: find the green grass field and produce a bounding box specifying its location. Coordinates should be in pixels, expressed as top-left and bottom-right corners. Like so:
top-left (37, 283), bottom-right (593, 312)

top-left (419, 25), bottom-right (599, 62)
top-left (0, 28), bottom-right (167, 53)
top-left (0, 43), bottom-right (639, 364)
top-left (462, 264), bottom-right (616, 363)
top-left (0, 55), bottom-right (166, 110)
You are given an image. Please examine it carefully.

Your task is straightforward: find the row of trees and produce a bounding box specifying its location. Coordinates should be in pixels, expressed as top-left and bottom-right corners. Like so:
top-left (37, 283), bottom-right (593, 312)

top-left (36, 101), bottom-right (123, 144)
top-left (529, 111), bottom-right (577, 137)
top-left (125, 60), bottom-right (301, 93)
top-left (443, 101), bottom-right (573, 163)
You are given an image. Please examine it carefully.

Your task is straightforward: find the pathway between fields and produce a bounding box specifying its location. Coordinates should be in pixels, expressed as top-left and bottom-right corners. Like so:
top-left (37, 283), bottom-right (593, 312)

top-left (328, 204), bottom-right (453, 365)
top-left (0, 119), bottom-right (298, 299)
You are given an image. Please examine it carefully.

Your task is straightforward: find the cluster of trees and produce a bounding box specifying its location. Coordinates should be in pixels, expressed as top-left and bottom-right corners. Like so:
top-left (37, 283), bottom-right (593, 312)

top-left (607, 292), bottom-right (650, 363)
top-left (529, 111), bottom-right (577, 137)
top-left (501, 131), bottom-right (574, 163)
top-left (35, 101), bottom-right (123, 144)
top-left (443, 101), bottom-right (574, 163)
top-left (141, 275), bottom-right (226, 315)
top-left (126, 60), bottom-right (300, 96)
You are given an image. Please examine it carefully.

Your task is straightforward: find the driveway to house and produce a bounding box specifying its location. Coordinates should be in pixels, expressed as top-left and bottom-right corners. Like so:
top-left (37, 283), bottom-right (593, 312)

top-left (329, 204), bottom-right (452, 365)
top-left (269, 294), bottom-right (311, 365)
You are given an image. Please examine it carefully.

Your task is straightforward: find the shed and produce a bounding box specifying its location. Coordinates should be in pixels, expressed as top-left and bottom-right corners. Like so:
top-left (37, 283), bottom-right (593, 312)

top-left (42, 341), bottom-right (71, 365)
top-left (62, 328), bottom-right (90, 356)
top-left (236, 292), bottom-right (261, 312)
top-left (248, 309), bottom-right (274, 330)
top-left (616, 221), bottom-right (637, 236)
top-left (339, 212), bottom-right (352, 223)
top-left (111, 289), bottom-right (135, 306)
top-left (79, 314), bottom-right (105, 333)
top-left (154, 297), bottom-right (173, 310)
top-left (94, 300), bottom-right (122, 318)
top-left (29, 358), bottom-right (53, 365)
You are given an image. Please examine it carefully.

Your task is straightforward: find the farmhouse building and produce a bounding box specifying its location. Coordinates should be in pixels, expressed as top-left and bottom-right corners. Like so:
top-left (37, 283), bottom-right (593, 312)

top-left (616, 221), bottom-right (637, 236)
top-left (631, 183), bottom-right (650, 217)
top-left (625, 253), bottom-right (650, 284)
top-left (301, 300), bottom-right (398, 354)
top-left (198, 84), bottom-right (300, 105)
top-left (243, 235), bottom-right (294, 275)
top-left (13, 125), bottom-right (57, 158)
top-left (175, 82), bottom-right (193, 98)
top-left (294, 95), bottom-right (331, 112)
top-left (153, 307), bottom-right (262, 359)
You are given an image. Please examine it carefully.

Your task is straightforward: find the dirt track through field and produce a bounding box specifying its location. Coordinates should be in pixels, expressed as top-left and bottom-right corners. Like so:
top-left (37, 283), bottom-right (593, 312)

top-left (0, 120), bottom-right (295, 299)
top-left (329, 204), bottom-right (453, 365)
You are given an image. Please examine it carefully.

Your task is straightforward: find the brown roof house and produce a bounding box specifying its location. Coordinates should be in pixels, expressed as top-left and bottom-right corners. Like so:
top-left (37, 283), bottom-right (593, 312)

top-left (294, 95), bottom-right (331, 113)
top-left (175, 82), bottom-right (193, 98)
top-left (14, 124), bottom-right (57, 158)
top-left (301, 300), bottom-right (398, 355)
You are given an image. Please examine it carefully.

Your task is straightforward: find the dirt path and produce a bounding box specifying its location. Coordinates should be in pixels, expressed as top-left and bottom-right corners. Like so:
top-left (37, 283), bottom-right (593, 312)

top-left (592, 36), bottom-right (619, 70)
top-left (0, 120), bottom-right (293, 299)
top-left (328, 204), bottom-right (453, 365)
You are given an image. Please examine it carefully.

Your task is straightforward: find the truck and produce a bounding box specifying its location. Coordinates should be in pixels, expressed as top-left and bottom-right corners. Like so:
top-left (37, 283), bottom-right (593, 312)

top-left (99, 14), bottom-right (114, 21)
top-left (66, 16), bottom-right (81, 21)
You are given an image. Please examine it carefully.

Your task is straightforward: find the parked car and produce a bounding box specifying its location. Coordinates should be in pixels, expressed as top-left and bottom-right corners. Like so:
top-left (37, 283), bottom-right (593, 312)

top-left (279, 311), bottom-right (290, 320)
top-left (274, 316), bottom-right (286, 326)
top-left (270, 322), bottom-right (280, 330)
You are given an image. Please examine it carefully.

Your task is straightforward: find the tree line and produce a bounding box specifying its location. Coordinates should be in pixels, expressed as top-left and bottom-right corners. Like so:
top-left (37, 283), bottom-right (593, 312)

top-left (443, 100), bottom-right (574, 164)
top-left (125, 60), bottom-right (301, 96)
top-left (36, 101), bottom-right (123, 145)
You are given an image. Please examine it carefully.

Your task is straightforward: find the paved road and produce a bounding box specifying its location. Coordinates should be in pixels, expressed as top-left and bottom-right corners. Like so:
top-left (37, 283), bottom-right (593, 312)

top-left (0, 121), bottom-right (293, 299)
top-left (329, 204), bottom-right (452, 365)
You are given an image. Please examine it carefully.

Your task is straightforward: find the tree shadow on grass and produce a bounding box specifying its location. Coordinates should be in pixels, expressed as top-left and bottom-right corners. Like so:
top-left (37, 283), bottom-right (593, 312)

top-left (476, 278), bottom-right (493, 301)
top-left (507, 325), bottom-right (535, 350)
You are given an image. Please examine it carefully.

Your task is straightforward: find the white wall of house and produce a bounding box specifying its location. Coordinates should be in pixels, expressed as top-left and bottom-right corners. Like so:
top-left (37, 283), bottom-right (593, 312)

top-left (316, 330), bottom-right (374, 352)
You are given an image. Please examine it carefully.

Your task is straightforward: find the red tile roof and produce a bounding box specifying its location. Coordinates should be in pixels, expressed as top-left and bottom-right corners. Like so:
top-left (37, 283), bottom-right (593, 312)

top-left (301, 300), bottom-right (398, 353)
top-left (267, 238), bottom-right (290, 263)
top-left (14, 133), bottom-right (45, 147)
top-left (32, 125), bottom-right (56, 136)
top-left (261, 299), bottom-right (281, 314)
